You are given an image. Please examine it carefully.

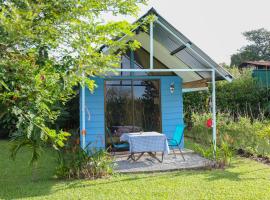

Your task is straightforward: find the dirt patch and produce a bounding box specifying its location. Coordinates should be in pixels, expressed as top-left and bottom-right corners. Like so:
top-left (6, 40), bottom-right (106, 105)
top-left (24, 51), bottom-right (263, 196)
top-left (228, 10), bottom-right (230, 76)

top-left (237, 148), bottom-right (270, 165)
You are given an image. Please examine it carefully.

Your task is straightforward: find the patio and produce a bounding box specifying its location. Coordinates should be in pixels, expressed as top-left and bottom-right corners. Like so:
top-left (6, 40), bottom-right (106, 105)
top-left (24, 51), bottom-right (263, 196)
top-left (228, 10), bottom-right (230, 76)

top-left (114, 149), bottom-right (212, 173)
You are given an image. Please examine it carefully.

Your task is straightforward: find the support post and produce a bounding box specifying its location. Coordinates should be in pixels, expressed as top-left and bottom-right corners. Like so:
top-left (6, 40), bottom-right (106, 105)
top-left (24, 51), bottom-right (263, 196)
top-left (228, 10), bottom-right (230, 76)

top-left (150, 21), bottom-right (154, 69)
top-left (81, 72), bottom-right (86, 150)
top-left (211, 69), bottom-right (217, 159)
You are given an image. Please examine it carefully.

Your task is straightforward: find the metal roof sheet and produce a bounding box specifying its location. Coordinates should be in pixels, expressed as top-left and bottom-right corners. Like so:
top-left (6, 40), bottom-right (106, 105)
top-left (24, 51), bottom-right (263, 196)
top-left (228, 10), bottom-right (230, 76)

top-left (240, 61), bottom-right (270, 67)
top-left (147, 8), bottom-right (233, 82)
top-left (102, 7), bottom-right (233, 83)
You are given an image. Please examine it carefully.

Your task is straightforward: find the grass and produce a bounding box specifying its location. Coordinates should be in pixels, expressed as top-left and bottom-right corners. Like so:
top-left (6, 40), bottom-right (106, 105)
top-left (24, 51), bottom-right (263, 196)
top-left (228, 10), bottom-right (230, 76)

top-left (1, 140), bottom-right (270, 200)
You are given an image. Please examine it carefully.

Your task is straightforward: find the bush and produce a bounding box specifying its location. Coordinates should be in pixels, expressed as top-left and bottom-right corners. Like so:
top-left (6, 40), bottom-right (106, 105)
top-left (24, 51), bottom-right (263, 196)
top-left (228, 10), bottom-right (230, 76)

top-left (186, 112), bottom-right (270, 157)
top-left (55, 137), bottom-right (115, 179)
top-left (257, 124), bottom-right (270, 151)
top-left (0, 106), bottom-right (17, 139)
top-left (183, 68), bottom-right (270, 120)
top-left (192, 142), bottom-right (233, 168)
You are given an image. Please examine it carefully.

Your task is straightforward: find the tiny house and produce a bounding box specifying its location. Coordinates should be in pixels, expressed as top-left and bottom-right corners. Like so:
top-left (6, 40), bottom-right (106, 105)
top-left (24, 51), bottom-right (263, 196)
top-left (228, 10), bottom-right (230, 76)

top-left (80, 8), bottom-right (233, 151)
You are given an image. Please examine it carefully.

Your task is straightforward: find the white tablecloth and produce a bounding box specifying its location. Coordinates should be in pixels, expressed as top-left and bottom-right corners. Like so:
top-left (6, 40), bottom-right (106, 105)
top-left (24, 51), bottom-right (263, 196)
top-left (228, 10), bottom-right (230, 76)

top-left (120, 132), bottom-right (170, 155)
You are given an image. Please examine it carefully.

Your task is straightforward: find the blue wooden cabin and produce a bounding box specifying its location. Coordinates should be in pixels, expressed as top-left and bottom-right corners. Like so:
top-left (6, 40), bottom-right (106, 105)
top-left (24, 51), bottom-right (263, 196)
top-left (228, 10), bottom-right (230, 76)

top-left (80, 8), bottom-right (233, 151)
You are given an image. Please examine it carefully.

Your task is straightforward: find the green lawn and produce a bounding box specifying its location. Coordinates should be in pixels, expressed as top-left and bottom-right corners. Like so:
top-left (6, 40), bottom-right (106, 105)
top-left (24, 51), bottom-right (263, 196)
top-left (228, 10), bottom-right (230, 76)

top-left (1, 140), bottom-right (270, 200)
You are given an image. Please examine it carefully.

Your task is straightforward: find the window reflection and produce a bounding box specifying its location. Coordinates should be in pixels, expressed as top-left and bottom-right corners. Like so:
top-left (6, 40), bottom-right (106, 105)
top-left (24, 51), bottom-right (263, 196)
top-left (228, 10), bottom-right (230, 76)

top-left (105, 80), bottom-right (161, 147)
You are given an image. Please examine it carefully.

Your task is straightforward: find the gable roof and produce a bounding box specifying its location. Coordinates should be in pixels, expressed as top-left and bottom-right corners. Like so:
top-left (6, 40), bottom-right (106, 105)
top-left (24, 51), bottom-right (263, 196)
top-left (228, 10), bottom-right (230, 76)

top-left (102, 8), bottom-right (233, 83)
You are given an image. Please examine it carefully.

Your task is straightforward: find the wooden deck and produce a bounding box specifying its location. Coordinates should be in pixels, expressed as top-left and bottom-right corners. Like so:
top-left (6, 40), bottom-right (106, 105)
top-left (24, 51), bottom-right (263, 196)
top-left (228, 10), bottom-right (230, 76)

top-left (113, 149), bottom-right (212, 173)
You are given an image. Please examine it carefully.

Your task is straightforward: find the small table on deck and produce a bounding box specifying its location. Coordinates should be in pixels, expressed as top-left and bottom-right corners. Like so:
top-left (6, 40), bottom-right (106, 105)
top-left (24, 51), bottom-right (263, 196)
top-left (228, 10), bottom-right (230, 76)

top-left (120, 132), bottom-right (170, 162)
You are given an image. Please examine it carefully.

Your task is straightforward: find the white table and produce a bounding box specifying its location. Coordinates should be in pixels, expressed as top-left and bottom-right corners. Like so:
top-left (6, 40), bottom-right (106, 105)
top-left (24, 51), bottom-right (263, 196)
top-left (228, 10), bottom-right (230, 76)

top-left (120, 131), bottom-right (170, 162)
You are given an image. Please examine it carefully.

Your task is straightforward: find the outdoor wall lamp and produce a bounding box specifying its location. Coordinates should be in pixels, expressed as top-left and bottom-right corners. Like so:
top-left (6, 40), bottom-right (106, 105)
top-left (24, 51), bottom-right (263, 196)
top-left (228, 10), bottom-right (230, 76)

top-left (170, 82), bottom-right (175, 94)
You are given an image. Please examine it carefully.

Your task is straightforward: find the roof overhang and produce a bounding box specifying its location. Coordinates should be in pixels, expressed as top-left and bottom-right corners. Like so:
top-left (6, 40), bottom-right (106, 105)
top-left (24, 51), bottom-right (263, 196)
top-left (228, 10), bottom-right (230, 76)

top-left (101, 7), bottom-right (233, 84)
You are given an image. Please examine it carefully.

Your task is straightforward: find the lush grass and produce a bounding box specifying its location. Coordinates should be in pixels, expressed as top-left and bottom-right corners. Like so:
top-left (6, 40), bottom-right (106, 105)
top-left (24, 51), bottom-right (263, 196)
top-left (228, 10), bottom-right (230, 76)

top-left (1, 140), bottom-right (270, 200)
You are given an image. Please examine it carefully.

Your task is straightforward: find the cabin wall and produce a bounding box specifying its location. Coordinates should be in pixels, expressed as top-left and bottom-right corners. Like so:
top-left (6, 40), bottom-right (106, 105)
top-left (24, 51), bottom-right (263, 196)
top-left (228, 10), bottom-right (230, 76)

top-left (80, 77), bottom-right (105, 149)
top-left (161, 76), bottom-right (184, 147)
top-left (253, 69), bottom-right (270, 87)
top-left (80, 76), bottom-right (184, 150)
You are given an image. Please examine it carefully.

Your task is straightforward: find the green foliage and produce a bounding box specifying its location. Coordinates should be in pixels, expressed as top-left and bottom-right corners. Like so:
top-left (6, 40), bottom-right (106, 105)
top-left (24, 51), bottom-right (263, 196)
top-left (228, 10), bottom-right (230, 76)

top-left (0, 105), bottom-right (16, 138)
top-left (192, 143), bottom-right (233, 168)
top-left (257, 124), bottom-right (270, 145)
top-left (2, 139), bottom-right (270, 199)
top-left (216, 68), bottom-right (270, 118)
top-left (184, 68), bottom-right (270, 120)
top-left (231, 28), bottom-right (270, 66)
top-left (56, 141), bottom-right (114, 179)
top-left (187, 112), bottom-right (270, 157)
top-left (0, 0), bottom-right (148, 164)
top-left (183, 90), bottom-right (210, 114)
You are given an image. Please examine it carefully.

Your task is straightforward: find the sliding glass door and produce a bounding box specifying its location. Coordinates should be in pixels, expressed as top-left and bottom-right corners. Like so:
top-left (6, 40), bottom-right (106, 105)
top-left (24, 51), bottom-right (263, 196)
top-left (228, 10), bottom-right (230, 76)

top-left (105, 80), bottom-right (161, 147)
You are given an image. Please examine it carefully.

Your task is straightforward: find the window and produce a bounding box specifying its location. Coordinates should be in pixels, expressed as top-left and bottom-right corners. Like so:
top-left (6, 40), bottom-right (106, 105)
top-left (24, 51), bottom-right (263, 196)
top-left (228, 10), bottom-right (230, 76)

top-left (105, 79), bottom-right (161, 147)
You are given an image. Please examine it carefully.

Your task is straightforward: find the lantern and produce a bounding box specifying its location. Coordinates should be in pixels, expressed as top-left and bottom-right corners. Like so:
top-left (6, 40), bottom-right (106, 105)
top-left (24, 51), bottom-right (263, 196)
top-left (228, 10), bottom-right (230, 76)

top-left (206, 118), bottom-right (213, 128)
top-left (170, 82), bottom-right (175, 94)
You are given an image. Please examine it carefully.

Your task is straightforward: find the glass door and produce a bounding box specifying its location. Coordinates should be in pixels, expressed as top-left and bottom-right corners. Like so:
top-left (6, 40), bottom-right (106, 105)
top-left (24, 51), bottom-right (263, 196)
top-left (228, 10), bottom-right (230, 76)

top-left (105, 79), bottom-right (161, 147)
top-left (133, 80), bottom-right (161, 132)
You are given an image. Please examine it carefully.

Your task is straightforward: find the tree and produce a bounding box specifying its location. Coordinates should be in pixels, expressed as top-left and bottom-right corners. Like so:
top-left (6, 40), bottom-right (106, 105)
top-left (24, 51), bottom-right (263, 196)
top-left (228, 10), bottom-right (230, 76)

top-left (0, 0), bottom-right (148, 165)
top-left (231, 28), bottom-right (270, 66)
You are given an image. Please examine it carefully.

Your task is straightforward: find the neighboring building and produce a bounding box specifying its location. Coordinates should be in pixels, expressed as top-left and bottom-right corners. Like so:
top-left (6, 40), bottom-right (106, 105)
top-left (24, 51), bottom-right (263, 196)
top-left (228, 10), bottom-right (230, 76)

top-left (239, 61), bottom-right (270, 87)
top-left (80, 8), bottom-right (233, 150)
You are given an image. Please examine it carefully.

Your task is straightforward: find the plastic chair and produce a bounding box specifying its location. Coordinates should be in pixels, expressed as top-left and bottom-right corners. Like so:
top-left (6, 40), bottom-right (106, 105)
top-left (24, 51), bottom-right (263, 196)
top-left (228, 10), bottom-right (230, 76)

top-left (167, 124), bottom-right (185, 160)
top-left (106, 127), bottom-right (129, 154)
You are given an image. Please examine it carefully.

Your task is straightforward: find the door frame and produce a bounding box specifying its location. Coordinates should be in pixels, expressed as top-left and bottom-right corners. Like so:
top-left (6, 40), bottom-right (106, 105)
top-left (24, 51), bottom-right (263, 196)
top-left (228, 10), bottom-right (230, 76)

top-left (104, 78), bottom-right (162, 147)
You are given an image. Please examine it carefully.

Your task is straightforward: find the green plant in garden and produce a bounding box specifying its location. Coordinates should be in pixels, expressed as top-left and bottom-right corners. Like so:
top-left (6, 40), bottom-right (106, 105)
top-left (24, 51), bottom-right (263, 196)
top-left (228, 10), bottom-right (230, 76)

top-left (186, 112), bottom-right (270, 159)
top-left (257, 124), bottom-right (270, 150)
top-left (0, 0), bottom-right (148, 165)
top-left (192, 142), bottom-right (233, 168)
top-left (56, 141), bottom-right (114, 179)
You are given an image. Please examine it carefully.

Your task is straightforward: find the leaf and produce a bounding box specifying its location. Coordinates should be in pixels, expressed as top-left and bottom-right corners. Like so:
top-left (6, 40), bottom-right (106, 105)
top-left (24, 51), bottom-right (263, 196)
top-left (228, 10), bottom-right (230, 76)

top-left (27, 123), bottom-right (34, 139)
top-left (0, 80), bottom-right (10, 91)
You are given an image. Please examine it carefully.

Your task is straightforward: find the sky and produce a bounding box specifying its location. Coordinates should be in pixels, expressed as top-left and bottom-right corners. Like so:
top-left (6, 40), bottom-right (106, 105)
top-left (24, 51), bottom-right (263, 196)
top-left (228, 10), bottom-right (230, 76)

top-left (107, 0), bottom-right (270, 64)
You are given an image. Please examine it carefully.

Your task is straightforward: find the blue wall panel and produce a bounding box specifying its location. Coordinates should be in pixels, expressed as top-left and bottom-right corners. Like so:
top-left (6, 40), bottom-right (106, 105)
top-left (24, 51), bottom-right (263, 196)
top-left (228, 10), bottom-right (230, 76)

top-left (80, 77), bottom-right (105, 150)
top-left (80, 75), bottom-right (184, 150)
top-left (160, 76), bottom-right (184, 148)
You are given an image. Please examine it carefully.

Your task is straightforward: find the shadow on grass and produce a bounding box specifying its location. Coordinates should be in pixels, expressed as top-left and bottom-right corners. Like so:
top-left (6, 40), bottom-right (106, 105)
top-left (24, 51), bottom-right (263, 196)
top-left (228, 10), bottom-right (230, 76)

top-left (171, 157), bottom-right (270, 182)
top-left (0, 140), bottom-right (58, 199)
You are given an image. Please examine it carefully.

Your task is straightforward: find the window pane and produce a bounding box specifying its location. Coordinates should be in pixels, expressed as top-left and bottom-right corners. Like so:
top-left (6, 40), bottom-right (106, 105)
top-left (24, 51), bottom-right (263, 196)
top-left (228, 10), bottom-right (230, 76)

top-left (133, 80), bottom-right (161, 132)
top-left (105, 80), bottom-right (161, 148)
top-left (105, 81), bottom-right (133, 146)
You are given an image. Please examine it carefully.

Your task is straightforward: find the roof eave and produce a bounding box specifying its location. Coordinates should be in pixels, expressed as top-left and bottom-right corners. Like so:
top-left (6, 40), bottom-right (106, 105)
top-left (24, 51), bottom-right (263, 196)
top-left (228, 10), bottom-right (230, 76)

top-left (101, 7), bottom-right (234, 82)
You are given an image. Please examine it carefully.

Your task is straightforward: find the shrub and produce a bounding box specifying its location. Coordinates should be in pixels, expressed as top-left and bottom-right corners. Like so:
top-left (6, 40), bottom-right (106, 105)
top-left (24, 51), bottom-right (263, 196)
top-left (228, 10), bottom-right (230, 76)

top-left (186, 112), bottom-right (270, 157)
top-left (55, 138), bottom-right (115, 179)
top-left (183, 68), bottom-right (270, 120)
top-left (192, 142), bottom-right (233, 168)
top-left (257, 124), bottom-right (270, 154)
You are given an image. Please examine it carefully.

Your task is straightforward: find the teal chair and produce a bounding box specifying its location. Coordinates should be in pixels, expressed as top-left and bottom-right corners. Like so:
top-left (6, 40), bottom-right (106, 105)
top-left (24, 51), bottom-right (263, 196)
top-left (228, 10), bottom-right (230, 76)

top-left (106, 127), bottom-right (129, 155)
top-left (167, 124), bottom-right (185, 160)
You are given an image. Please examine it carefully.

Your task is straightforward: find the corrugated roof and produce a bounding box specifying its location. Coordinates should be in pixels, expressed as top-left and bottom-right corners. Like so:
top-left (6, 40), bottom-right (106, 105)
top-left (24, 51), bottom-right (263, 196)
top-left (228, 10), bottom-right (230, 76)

top-left (240, 61), bottom-right (270, 67)
top-left (146, 8), bottom-right (233, 82)
top-left (102, 7), bottom-right (233, 83)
